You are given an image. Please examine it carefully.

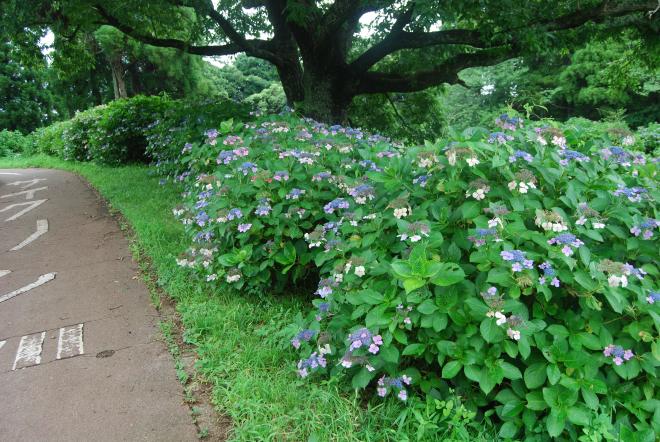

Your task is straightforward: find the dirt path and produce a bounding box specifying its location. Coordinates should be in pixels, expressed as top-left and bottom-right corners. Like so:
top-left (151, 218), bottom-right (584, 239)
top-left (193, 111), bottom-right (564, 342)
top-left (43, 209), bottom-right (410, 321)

top-left (0, 169), bottom-right (198, 441)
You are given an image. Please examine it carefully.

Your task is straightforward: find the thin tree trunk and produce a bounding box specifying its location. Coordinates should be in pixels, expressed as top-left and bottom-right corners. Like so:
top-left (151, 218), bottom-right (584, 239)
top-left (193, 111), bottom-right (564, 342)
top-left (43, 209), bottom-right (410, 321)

top-left (110, 55), bottom-right (127, 99)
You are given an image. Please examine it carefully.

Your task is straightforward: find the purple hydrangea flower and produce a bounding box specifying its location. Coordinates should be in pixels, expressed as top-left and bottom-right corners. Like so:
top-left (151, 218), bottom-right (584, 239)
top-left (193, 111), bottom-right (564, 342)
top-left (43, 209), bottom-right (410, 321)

top-left (227, 208), bottom-right (243, 220)
top-left (613, 186), bottom-right (648, 202)
top-left (500, 250), bottom-right (534, 272)
top-left (291, 329), bottom-right (317, 349)
top-left (297, 352), bottom-right (327, 377)
top-left (324, 198), bottom-right (350, 214)
top-left (509, 150), bottom-right (534, 163)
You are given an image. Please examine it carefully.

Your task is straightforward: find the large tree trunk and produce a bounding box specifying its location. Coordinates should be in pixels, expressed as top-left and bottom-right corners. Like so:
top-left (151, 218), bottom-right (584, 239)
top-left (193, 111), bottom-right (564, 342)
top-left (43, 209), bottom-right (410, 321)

top-left (109, 55), bottom-right (127, 99)
top-left (296, 66), bottom-right (355, 124)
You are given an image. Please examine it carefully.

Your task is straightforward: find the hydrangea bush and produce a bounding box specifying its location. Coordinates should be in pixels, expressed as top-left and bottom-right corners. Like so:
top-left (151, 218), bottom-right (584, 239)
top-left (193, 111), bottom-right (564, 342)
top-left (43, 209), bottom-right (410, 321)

top-left (171, 112), bottom-right (658, 440)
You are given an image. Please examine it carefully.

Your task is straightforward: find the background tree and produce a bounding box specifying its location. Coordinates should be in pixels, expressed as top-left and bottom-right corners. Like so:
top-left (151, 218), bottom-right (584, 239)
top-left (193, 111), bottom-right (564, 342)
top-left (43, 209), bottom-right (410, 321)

top-left (0, 38), bottom-right (56, 132)
top-left (2, 0), bottom-right (657, 123)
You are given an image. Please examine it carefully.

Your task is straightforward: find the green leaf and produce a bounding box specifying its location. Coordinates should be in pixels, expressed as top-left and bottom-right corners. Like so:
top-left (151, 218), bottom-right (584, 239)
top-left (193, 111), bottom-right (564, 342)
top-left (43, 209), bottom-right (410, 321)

top-left (567, 405), bottom-right (591, 426)
top-left (442, 361), bottom-right (463, 379)
top-left (402, 343), bottom-right (426, 356)
top-left (391, 260), bottom-right (413, 278)
top-left (524, 363), bottom-right (548, 389)
top-left (346, 289), bottom-right (384, 305)
top-left (500, 361), bottom-right (522, 380)
top-left (417, 299), bottom-right (438, 314)
top-left (351, 367), bottom-right (374, 390)
top-left (498, 421), bottom-right (519, 439)
top-left (480, 318), bottom-right (504, 343)
top-left (460, 201), bottom-right (480, 219)
top-left (526, 391), bottom-right (548, 410)
top-left (403, 277), bottom-right (426, 294)
top-left (429, 263), bottom-right (465, 286)
top-left (546, 409), bottom-right (566, 437)
top-left (603, 287), bottom-right (627, 313)
top-left (574, 271), bottom-right (597, 291)
top-left (547, 364), bottom-right (561, 385)
top-left (487, 268), bottom-right (512, 286)
top-left (379, 345), bottom-right (399, 364)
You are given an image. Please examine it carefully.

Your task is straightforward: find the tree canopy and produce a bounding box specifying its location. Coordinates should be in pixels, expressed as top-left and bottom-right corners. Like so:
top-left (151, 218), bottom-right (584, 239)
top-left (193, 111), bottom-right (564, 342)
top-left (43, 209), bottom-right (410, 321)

top-left (2, 0), bottom-right (658, 122)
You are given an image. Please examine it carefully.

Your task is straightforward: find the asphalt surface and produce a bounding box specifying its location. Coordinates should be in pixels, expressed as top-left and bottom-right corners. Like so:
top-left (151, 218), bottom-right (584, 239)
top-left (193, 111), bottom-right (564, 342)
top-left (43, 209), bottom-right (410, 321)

top-left (0, 169), bottom-right (197, 441)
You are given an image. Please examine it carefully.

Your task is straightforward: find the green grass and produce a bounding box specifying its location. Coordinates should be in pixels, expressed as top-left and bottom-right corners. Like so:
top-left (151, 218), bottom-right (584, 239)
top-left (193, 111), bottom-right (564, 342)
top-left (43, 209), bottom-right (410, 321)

top-left (0, 155), bottom-right (496, 441)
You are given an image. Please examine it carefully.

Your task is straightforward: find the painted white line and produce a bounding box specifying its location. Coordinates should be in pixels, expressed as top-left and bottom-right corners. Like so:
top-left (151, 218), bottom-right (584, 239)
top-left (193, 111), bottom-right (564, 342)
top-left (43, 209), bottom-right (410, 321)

top-left (0, 199), bottom-right (47, 221)
top-left (13, 332), bottom-right (46, 370)
top-left (0, 340), bottom-right (5, 351)
top-left (0, 272), bottom-right (56, 304)
top-left (7, 178), bottom-right (46, 189)
top-left (0, 172), bottom-right (21, 176)
top-left (10, 219), bottom-right (49, 251)
top-left (0, 270), bottom-right (10, 278)
top-left (1, 186), bottom-right (48, 200)
top-left (57, 324), bottom-right (84, 360)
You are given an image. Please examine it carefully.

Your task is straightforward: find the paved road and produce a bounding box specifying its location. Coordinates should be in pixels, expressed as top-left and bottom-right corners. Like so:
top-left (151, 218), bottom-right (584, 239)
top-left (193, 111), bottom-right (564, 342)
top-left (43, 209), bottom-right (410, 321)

top-left (0, 169), bottom-right (197, 441)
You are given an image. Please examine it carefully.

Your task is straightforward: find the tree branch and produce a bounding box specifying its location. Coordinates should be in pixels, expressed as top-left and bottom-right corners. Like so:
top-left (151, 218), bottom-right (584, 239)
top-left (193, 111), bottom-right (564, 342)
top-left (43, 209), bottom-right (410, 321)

top-left (351, 0), bottom-right (655, 74)
top-left (357, 47), bottom-right (511, 94)
top-left (93, 4), bottom-right (248, 56)
top-left (351, 28), bottom-right (485, 73)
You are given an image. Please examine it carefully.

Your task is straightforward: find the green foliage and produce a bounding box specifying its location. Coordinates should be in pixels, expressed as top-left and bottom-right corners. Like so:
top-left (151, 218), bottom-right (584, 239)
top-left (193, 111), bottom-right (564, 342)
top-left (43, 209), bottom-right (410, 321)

top-left (0, 130), bottom-right (33, 157)
top-left (146, 99), bottom-right (251, 176)
top-left (31, 121), bottom-right (71, 156)
top-left (172, 113), bottom-right (659, 440)
top-left (0, 40), bottom-right (56, 132)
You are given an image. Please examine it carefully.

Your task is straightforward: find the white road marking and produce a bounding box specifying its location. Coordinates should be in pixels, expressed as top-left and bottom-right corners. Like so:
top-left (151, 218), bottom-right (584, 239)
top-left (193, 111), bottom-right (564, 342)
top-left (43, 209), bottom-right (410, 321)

top-left (0, 272), bottom-right (56, 304)
top-left (0, 340), bottom-right (5, 351)
top-left (0, 270), bottom-right (10, 278)
top-left (0, 199), bottom-right (47, 221)
top-left (57, 324), bottom-right (84, 360)
top-left (7, 178), bottom-right (47, 189)
top-left (1, 186), bottom-right (48, 200)
top-left (0, 172), bottom-right (21, 176)
top-left (10, 219), bottom-right (49, 251)
top-left (13, 332), bottom-right (46, 370)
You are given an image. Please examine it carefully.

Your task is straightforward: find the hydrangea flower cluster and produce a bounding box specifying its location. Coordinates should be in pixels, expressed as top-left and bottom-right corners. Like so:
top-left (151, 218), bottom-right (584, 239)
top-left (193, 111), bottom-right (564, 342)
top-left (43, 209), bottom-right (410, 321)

top-left (647, 291), bottom-right (660, 304)
top-left (500, 250), bottom-right (534, 272)
top-left (488, 131), bottom-right (514, 144)
top-left (613, 185), bottom-right (648, 202)
top-left (538, 262), bottom-right (560, 287)
top-left (603, 345), bottom-right (634, 366)
top-left (377, 375), bottom-right (412, 401)
top-left (495, 114), bottom-right (524, 131)
top-left (509, 150), bottom-right (534, 163)
top-left (630, 219), bottom-right (659, 239)
top-left (547, 233), bottom-right (584, 257)
top-left (291, 329), bottom-right (317, 349)
top-left (535, 210), bottom-right (569, 232)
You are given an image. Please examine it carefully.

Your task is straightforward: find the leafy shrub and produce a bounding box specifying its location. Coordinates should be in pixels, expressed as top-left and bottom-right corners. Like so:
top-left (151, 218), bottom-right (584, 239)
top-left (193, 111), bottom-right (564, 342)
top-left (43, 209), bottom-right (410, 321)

top-left (145, 98), bottom-right (250, 177)
top-left (0, 129), bottom-right (32, 156)
top-left (30, 120), bottom-right (71, 156)
top-left (61, 107), bottom-right (102, 161)
top-left (172, 113), bottom-right (658, 440)
top-left (85, 95), bottom-right (174, 165)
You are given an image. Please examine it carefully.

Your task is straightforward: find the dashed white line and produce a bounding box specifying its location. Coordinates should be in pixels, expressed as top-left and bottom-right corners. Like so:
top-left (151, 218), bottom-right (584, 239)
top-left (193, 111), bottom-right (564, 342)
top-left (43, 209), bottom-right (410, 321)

top-left (10, 219), bottom-right (49, 251)
top-left (0, 270), bottom-right (10, 278)
top-left (1, 186), bottom-right (48, 200)
top-left (7, 178), bottom-right (47, 189)
top-left (0, 199), bottom-right (47, 221)
top-left (0, 340), bottom-right (5, 351)
top-left (13, 332), bottom-right (46, 370)
top-left (0, 272), bottom-right (57, 304)
top-left (0, 172), bottom-right (21, 176)
top-left (57, 324), bottom-right (84, 360)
